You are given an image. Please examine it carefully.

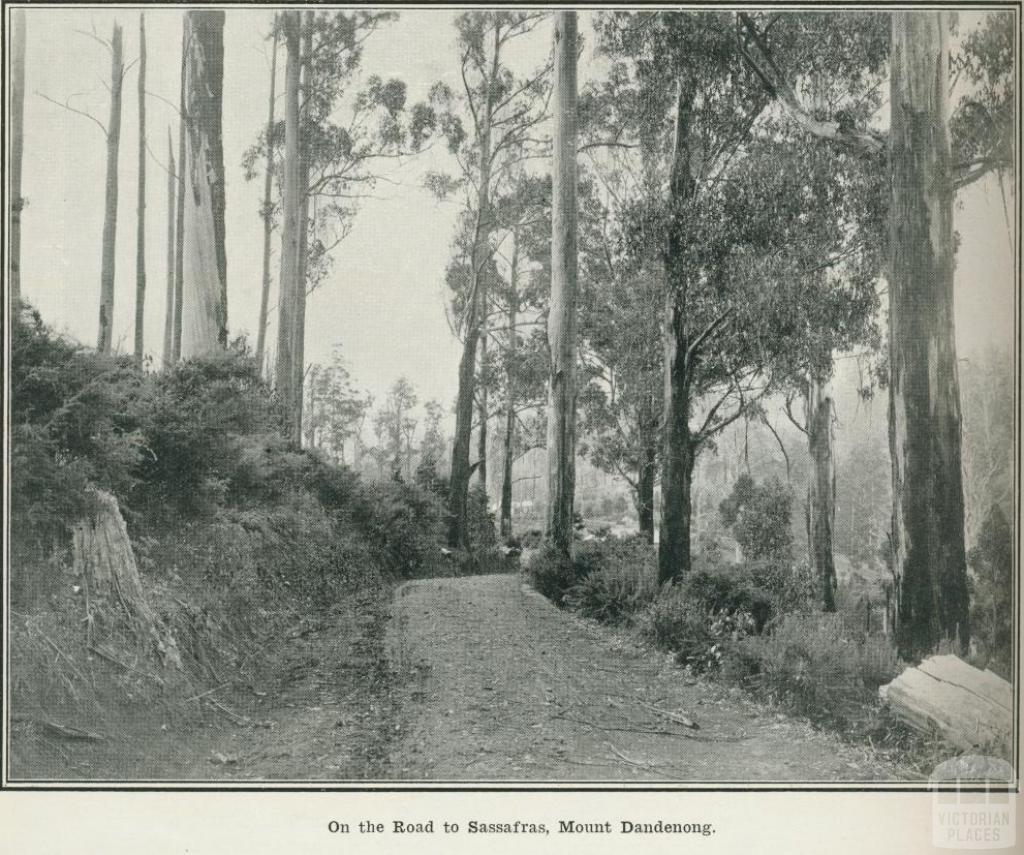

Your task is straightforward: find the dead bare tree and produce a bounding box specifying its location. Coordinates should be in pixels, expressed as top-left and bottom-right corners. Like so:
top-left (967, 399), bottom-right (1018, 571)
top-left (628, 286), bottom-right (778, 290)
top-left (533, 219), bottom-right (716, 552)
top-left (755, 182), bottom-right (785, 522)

top-left (162, 128), bottom-right (176, 365)
top-left (39, 23), bottom-right (126, 354)
top-left (98, 24), bottom-right (125, 355)
top-left (255, 16), bottom-right (280, 373)
top-left (133, 13), bottom-right (147, 365)
top-left (276, 10), bottom-right (302, 442)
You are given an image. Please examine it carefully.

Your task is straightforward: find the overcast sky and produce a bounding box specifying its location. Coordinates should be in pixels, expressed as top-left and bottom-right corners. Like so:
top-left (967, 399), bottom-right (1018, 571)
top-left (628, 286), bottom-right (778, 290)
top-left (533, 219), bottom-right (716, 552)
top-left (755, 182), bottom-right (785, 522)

top-left (14, 8), bottom-right (1015, 417)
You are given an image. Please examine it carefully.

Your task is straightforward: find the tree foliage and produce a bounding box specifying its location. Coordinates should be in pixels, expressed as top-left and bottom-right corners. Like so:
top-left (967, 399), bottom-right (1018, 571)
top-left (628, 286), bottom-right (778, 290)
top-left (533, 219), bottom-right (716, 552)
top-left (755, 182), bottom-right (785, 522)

top-left (960, 349), bottom-right (1014, 547)
top-left (951, 11), bottom-right (1016, 190)
top-left (11, 305), bottom-right (145, 556)
top-left (304, 346), bottom-right (372, 463)
top-left (243, 11), bottom-right (437, 290)
top-left (719, 473), bottom-right (795, 563)
top-left (592, 10), bottom-right (889, 430)
top-left (967, 504), bottom-right (1013, 678)
top-left (372, 376), bottom-right (419, 479)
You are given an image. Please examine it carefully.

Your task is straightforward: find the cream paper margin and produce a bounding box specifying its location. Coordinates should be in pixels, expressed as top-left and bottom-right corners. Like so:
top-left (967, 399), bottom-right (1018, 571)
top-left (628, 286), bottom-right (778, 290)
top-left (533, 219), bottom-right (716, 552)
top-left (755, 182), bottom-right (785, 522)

top-left (1, 790), bottom-right (1011, 853)
top-left (1, 2), bottom-right (1020, 853)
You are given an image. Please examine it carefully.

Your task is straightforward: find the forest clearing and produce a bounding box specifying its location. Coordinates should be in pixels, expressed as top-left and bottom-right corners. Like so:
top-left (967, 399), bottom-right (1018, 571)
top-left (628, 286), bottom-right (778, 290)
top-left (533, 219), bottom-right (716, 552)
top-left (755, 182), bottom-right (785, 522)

top-left (3, 6), bottom-right (1017, 789)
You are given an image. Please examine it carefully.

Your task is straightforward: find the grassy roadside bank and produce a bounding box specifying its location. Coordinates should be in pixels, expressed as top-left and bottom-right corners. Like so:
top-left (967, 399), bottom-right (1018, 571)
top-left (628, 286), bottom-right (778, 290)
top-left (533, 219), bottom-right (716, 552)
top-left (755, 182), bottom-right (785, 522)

top-left (9, 573), bottom-right (404, 781)
top-left (7, 303), bottom-right (460, 781)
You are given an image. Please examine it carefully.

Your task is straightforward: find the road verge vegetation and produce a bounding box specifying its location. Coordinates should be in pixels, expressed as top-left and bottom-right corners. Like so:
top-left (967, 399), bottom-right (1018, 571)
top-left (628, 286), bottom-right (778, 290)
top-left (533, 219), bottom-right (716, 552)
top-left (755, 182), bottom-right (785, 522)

top-left (526, 533), bottom-right (912, 743)
top-left (8, 303), bottom-right (477, 778)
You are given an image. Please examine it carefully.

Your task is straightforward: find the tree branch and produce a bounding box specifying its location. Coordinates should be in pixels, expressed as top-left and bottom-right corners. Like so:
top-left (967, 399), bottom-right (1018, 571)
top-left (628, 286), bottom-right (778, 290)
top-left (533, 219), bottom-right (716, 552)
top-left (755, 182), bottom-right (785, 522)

top-left (760, 414), bottom-right (792, 480)
top-left (685, 308), bottom-right (734, 371)
top-left (146, 88), bottom-right (185, 119)
top-left (736, 12), bottom-right (886, 157)
top-left (783, 393), bottom-right (808, 436)
top-left (36, 91), bottom-right (108, 137)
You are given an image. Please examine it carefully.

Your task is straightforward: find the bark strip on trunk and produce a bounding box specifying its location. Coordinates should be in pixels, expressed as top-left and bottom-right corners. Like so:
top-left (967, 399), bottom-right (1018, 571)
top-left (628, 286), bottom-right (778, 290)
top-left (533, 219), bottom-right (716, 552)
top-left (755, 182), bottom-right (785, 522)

top-left (10, 9), bottom-right (26, 303)
top-left (133, 13), bottom-right (147, 366)
top-left (546, 11), bottom-right (579, 558)
top-left (889, 11), bottom-right (970, 659)
top-left (97, 24), bottom-right (124, 355)
top-left (806, 376), bottom-right (837, 611)
top-left (179, 10), bottom-right (227, 359)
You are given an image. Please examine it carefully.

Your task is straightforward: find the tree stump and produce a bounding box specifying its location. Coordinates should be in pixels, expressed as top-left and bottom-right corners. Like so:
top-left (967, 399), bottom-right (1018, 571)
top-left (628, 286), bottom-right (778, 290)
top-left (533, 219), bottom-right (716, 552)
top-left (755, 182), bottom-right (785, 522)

top-left (72, 489), bottom-right (181, 669)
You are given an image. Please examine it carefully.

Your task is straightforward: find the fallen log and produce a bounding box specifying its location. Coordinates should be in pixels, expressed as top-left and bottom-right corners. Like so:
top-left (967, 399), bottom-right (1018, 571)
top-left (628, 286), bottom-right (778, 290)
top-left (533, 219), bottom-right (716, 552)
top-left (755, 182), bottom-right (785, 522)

top-left (879, 654), bottom-right (1012, 757)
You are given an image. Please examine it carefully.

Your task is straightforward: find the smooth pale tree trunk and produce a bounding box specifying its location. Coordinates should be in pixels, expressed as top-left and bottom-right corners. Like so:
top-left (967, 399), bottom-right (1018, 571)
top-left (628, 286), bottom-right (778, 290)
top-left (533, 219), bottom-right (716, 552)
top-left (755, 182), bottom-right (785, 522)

top-left (805, 376), bottom-right (837, 611)
top-left (290, 12), bottom-right (314, 447)
top-left (276, 13), bottom-right (302, 442)
top-left (162, 132), bottom-right (176, 364)
top-left (171, 24), bottom-right (187, 362)
top-left (97, 24), bottom-right (124, 355)
top-left (133, 13), bottom-right (147, 366)
top-left (10, 10), bottom-right (26, 303)
top-left (449, 285), bottom-right (487, 546)
top-left (499, 236), bottom-right (519, 540)
top-left (636, 149), bottom-right (662, 545)
top-left (447, 101), bottom-right (495, 547)
top-left (658, 78), bottom-right (697, 585)
top-left (546, 11), bottom-right (578, 558)
top-left (805, 84), bottom-right (838, 604)
top-left (255, 20), bottom-right (279, 373)
top-left (305, 365), bottom-right (318, 449)
top-left (478, 331), bottom-right (489, 492)
top-left (889, 11), bottom-right (970, 659)
top-left (179, 10), bottom-right (227, 359)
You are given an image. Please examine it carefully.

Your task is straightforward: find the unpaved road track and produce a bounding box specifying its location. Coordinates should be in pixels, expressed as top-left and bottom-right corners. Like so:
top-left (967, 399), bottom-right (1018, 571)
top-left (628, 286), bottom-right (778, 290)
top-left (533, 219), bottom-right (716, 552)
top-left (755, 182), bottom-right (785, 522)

top-left (387, 574), bottom-right (906, 782)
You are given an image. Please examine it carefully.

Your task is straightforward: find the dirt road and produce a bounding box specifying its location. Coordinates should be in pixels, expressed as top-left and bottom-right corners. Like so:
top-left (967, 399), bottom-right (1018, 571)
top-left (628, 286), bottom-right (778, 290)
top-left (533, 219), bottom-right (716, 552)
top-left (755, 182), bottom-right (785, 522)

top-left (14, 572), bottom-right (906, 783)
top-left (386, 573), bottom-right (905, 782)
